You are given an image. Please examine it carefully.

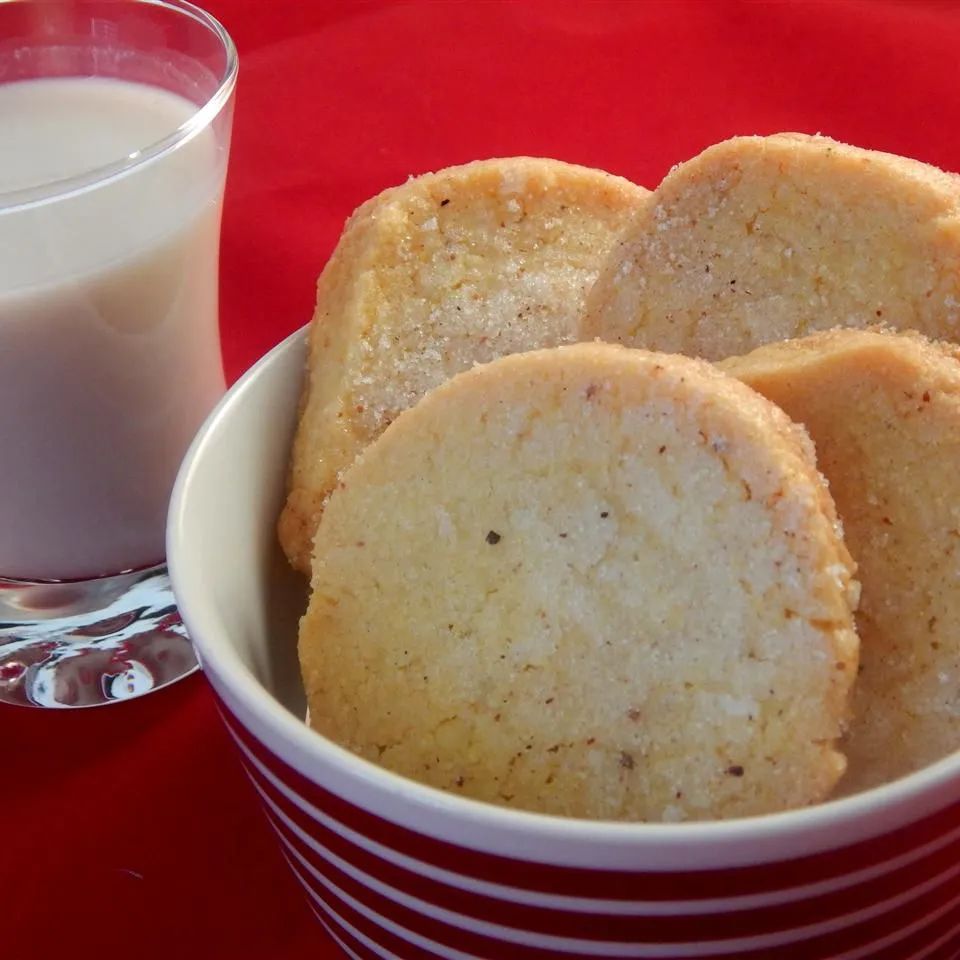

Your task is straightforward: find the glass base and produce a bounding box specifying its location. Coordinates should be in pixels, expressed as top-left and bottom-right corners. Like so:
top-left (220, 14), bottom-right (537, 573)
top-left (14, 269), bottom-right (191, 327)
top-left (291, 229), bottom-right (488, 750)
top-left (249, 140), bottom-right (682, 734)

top-left (0, 564), bottom-right (197, 708)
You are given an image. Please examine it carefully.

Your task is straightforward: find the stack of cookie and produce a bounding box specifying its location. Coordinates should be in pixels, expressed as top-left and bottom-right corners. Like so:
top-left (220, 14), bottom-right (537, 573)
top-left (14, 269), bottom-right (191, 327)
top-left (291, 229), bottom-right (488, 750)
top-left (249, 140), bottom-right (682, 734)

top-left (281, 140), bottom-right (960, 821)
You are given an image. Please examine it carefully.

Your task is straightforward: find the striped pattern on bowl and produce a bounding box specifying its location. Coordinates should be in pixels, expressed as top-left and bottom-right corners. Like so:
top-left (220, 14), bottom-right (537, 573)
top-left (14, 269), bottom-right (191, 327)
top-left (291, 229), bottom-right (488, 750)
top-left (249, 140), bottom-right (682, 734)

top-left (212, 690), bottom-right (960, 960)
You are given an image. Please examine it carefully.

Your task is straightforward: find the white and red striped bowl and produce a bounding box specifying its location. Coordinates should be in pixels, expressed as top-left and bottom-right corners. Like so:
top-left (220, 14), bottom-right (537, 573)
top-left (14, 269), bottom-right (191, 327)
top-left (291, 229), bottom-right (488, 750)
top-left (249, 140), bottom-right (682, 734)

top-left (168, 327), bottom-right (960, 960)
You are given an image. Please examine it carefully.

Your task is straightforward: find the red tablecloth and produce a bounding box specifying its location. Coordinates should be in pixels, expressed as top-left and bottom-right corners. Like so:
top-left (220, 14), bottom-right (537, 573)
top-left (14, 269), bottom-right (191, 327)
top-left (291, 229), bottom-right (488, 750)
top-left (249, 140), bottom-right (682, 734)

top-left (8, 2), bottom-right (960, 957)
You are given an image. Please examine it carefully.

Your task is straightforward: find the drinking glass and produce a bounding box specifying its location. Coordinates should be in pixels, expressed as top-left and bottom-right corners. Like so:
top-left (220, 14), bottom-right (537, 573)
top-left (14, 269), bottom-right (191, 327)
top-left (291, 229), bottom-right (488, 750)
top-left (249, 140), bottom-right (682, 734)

top-left (0, 0), bottom-right (237, 707)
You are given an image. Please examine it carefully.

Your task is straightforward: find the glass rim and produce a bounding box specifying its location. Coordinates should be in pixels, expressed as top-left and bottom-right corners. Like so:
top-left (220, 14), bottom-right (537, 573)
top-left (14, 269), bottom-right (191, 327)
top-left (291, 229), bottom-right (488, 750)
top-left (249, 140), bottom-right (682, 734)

top-left (0, 0), bottom-right (238, 214)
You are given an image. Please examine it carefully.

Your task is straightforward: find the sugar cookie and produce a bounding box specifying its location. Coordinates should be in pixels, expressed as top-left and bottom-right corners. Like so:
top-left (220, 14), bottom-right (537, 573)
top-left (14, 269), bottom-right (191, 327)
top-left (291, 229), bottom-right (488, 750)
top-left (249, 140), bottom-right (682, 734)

top-left (300, 343), bottom-right (859, 821)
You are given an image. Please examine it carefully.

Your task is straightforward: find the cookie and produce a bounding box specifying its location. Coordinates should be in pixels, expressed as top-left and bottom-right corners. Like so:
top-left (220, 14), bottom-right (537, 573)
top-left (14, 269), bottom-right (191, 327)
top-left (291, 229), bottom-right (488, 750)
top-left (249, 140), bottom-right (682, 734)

top-left (279, 157), bottom-right (649, 573)
top-left (582, 133), bottom-right (960, 360)
top-left (299, 342), bottom-right (859, 821)
top-left (722, 328), bottom-right (960, 793)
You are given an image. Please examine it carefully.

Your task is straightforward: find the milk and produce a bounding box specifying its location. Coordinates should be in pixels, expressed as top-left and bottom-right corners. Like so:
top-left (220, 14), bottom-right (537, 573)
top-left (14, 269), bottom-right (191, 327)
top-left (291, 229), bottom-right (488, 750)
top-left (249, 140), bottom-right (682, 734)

top-left (0, 77), bottom-right (229, 580)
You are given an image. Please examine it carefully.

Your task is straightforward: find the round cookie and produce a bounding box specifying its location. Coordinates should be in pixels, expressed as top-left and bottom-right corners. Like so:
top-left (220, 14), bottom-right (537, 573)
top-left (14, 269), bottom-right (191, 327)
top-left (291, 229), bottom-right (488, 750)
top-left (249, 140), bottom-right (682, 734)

top-left (721, 328), bottom-right (960, 793)
top-left (299, 342), bottom-right (859, 822)
top-left (582, 133), bottom-right (960, 360)
top-left (279, 157), bottom-right (649, 574)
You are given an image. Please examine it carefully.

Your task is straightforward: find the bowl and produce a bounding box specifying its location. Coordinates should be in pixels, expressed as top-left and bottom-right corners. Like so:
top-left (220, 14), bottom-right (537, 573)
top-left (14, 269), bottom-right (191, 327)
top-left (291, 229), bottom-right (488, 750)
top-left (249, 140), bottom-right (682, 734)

top-left (168, 326), bottom-right (960, 959)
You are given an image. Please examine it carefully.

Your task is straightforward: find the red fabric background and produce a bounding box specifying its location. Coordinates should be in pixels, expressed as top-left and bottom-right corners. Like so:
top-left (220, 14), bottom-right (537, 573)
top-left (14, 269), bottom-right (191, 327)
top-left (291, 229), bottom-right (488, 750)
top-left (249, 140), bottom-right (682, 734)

top-left (6, 2), bottom-right (960, 957)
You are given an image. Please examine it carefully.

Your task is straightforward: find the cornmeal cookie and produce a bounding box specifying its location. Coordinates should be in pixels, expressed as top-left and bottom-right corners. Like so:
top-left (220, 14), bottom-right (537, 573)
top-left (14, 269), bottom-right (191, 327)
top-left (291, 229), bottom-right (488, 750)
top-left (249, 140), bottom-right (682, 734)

top-left (722, 329), bottom-right (960, 793)
top-left (583, 133), bottom-right (960, 360)
top-left (279, 158), bottom-right (649, 573)
top-left (299, 343), bottom-right (859, 822)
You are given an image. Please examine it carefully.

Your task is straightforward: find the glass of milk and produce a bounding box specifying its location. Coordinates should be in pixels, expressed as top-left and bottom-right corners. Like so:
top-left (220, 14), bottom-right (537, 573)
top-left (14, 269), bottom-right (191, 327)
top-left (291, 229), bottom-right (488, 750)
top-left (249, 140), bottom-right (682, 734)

top-left (0, 0), bottom-right (237, 707)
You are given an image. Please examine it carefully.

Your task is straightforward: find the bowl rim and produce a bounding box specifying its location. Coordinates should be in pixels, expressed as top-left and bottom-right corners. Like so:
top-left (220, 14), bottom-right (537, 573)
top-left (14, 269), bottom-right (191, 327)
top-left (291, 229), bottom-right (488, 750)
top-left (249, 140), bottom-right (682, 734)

top-left (168, 325), bottom-right (960, 850)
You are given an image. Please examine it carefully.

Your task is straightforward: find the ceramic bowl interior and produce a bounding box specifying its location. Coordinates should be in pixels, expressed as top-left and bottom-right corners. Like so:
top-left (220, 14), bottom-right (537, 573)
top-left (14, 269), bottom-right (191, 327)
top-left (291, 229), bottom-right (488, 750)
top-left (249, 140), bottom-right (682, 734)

top-left (171, 329), bottom-right (309, 718)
